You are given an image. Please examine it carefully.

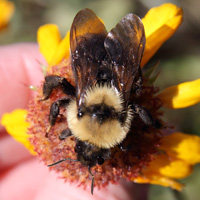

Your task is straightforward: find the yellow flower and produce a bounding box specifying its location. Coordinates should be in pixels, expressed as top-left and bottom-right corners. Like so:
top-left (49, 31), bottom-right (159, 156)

top-left (0, 0), bottom-right (15, 30)
top-left (1, 3), bottom-right (200, 193)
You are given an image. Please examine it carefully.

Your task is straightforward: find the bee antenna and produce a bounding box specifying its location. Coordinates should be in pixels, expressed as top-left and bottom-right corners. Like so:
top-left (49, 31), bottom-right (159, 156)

top-left (88, 166), bottom-right (94, 195)
top-left (48, 158), bottom-right (78, 167)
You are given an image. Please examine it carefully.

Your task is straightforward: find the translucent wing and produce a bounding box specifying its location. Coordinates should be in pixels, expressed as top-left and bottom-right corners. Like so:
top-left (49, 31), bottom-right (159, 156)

top-left (104, 14), bottom-right (146, 105)
top-left (70, 8), bottom-right (107, 107)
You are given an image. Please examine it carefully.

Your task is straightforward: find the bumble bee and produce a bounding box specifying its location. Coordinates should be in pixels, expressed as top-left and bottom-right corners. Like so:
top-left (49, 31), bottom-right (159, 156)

top-left (43, 8), bottom-right (153, 194)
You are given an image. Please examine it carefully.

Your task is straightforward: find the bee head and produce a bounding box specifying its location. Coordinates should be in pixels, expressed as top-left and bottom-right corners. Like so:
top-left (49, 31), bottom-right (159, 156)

top-left (78, 103), bottom-right (117, 124)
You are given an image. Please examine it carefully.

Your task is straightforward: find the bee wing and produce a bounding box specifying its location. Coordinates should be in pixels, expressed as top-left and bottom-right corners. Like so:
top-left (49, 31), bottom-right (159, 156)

top-left (70, 8), bottom-right (107, 107)
top-left (104, 14), bottom-right (146, 105)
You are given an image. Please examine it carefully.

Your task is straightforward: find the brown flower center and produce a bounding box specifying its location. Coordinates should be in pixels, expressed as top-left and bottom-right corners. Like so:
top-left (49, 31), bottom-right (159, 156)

top-left (27, 58), bottom-right (164, 190)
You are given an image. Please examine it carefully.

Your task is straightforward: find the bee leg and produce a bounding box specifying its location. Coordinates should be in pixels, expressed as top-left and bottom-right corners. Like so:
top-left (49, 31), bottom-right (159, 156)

top-left (59, 129), bottom-right (72, 140)
top-left (132, 104), bottom-right (154, 126)
top-left (46, 98), bottom-right (71, 137)
top-left (133, 104), bottom-right (163, 129)
top-left (41, 75), bottom-right (75, 101)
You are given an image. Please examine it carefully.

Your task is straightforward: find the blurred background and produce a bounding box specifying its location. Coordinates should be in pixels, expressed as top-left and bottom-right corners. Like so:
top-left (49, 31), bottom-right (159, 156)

top-left (0, 0), bottom-right (199, 199)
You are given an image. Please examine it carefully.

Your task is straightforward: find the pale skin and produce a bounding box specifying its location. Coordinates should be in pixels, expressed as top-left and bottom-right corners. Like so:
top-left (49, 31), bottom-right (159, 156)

top-left (0, 43), bottom-right (148, 200)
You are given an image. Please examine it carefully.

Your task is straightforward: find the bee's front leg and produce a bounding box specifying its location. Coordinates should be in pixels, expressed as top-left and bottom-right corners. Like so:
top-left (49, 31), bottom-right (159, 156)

top-left (46, 98), bottom-right (71, 137)
top-left (41, 75), bottom-right (75, 101)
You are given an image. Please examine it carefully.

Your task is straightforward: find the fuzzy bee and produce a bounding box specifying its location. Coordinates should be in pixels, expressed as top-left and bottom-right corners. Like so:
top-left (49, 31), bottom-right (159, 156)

top-left (43, 8), bottom-right (154, 194)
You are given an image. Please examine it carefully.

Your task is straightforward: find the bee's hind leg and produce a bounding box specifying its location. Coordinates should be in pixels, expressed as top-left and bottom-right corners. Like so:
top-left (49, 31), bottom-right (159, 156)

top-left (131, 104), bottom-right (154, 126)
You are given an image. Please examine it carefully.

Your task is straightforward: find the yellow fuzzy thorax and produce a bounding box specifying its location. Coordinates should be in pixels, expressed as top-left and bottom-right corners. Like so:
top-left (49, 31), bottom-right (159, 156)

top-left (67, 85), bottom-right (132, 148)
top-left (85, 85), bottom-right (123, 111)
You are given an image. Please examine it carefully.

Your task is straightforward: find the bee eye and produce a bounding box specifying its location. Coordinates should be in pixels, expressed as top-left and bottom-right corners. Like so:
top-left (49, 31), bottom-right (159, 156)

top-left (77, 111), bottom-right (84, 118)
top-left (97, 156), bottom-right (104, 165)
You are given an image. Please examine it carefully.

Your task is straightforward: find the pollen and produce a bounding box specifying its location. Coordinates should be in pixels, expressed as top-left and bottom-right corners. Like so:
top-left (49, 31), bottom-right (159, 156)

top-left (27, 58), bottom-right (164, 190)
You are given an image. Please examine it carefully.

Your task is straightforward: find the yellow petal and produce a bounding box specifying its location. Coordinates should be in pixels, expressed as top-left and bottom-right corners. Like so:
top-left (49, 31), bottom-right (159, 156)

top-left (158, 79), bottom-right (200, 109)
top-left (0, 0), bottom-right (15, 30)
top-left (141, 3), bottom-right (183, 66)
top-left (132, 153), bottom-right (191, 190)
top-left (1, 109), bottom-right (36, 155)
top-left (145, 154), bottom-right (192, 179)
top-left (48, 31), bottom-right (70, 69)
top-left (134, 132), bottom-right (200, 189)
top-left (161, 132), bottom-right (200, 165)
top-left (131, 136), bottom-right (198, 191)
top-left (133, 174), bottom-right (183, 191)
top-left (37, 24), bottom-right (62, 65)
